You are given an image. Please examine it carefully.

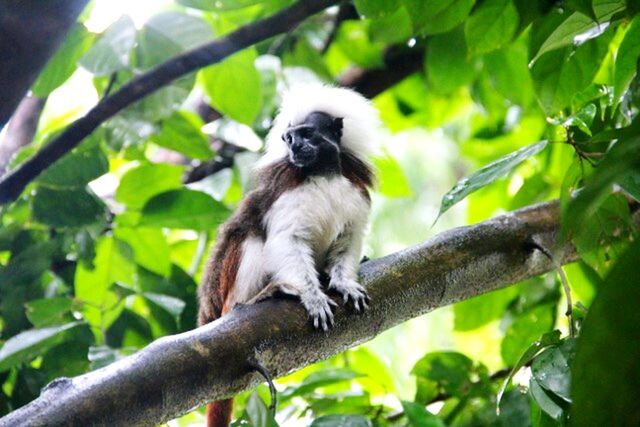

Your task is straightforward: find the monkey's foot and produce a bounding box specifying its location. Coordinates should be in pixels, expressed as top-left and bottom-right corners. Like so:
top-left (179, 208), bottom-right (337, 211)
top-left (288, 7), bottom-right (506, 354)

top-left (329, 279), bottom-right (369, 312)
top-left (300, 290), bottom-right (337, 331)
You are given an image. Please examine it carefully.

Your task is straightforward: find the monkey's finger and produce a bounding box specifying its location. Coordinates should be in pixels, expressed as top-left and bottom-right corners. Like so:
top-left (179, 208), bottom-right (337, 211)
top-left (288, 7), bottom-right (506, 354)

top-left (313, 316), bottom-right (319, 329)
top-left (328, 299), bottom-right (338, 307)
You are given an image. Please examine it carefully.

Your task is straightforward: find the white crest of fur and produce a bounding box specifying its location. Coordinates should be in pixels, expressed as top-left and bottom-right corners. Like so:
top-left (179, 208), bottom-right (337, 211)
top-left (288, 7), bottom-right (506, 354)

top-left (258, 84), bottom-right (381, 168)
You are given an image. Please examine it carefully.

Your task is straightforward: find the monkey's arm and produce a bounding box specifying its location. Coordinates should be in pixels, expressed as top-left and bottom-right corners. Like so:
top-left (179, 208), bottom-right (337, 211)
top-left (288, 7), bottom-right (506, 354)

top-left (264, 233), bottom-right (337, 330)
top-left (325, 220), bottom-right (369, 311)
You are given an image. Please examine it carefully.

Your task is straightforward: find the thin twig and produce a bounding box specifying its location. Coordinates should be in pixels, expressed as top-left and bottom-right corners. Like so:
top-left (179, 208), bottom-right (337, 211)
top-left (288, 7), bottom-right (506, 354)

top-left (528, 239), bottom-right (576, 337)
top-left (0, 0), bottom-right (339, 205)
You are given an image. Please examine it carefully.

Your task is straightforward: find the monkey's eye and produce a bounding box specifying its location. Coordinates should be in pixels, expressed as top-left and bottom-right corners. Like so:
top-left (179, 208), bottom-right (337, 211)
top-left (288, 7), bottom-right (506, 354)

top-left (299, 127), bottom-right (313, 139)
top-left (282, 132), bottom-right (292, 145)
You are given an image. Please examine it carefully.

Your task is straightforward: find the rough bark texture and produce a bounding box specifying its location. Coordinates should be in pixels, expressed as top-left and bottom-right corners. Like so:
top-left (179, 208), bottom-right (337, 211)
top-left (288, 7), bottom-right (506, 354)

top-left (0, 0), bottom-right (340, 205)
top-left (0, 201), bottom-right (582, 426)
top-left (0, 0), bottom-right (87, 127)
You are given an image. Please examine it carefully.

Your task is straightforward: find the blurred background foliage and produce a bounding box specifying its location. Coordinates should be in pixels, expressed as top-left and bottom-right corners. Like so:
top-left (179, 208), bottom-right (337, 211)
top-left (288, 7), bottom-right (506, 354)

top-left (1, 0), bottom-right (639, 425)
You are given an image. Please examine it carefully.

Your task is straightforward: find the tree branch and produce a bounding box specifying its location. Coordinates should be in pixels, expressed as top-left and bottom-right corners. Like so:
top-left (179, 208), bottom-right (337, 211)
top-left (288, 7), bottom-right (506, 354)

top-left (0, 201), bottom-right (601, 426)
top-left (0, 0), bottom-right (340, 206)
top-left (0, 96), bottom-right (46, 176)
top-left (0, 0), bottom-right (88, 127)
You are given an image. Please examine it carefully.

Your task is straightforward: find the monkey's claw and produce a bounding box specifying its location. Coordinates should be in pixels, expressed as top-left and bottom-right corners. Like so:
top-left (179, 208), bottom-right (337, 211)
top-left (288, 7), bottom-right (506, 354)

top-left (301, 291), bottom-right (336, 331)
top-left (329, 279), bottom-right (369, 312)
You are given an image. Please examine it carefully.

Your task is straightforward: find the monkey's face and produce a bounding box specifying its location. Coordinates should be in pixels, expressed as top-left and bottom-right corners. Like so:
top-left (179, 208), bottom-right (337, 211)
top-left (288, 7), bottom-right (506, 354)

top-left (282, 111), bottom-right (344, 171)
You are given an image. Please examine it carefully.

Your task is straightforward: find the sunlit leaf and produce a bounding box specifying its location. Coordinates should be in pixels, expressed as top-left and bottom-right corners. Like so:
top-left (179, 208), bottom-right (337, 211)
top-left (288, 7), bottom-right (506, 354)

top-left (401, 401), bottom-right (445, 427)
top-left (464, 0), bottom-right (519, 54)
top-left (115, 162), bottom-right (184, 210)
top-left (32, 187), bottom-right (108, 228)
top-left (403, 0), bottom-right (475, 35)
top-left (139, 189), bottom-right (231, 230)
top-left (501, 304), bottom-right (555, 366)
top-left (151, 112), bottom-right (213, 160)
top-left (614, 16), bottom-right (640, 101)
top-left (437, 141), bottom-right (547, 220)
top-left (79, 16), bottom-right (136, 75)
top-left (36, 145), bottom-right (108, 189)
top-left (114, 227), bottom-right (171, 277)
top-left (25, 298), bottom-right (75, 327)
top-left (0, 322), bottom-right (83, 373)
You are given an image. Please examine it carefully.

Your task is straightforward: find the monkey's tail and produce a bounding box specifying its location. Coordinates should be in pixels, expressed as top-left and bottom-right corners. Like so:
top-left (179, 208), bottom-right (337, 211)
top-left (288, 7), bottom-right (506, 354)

top-left (206, 398), bottom-right (233, 427)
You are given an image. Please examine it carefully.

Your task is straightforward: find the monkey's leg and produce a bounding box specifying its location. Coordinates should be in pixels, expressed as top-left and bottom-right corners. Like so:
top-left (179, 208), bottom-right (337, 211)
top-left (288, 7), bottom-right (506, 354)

top-left (326, 225), bottom-right (369, 312)
top-left (264, 235), bottom-right (337, 330)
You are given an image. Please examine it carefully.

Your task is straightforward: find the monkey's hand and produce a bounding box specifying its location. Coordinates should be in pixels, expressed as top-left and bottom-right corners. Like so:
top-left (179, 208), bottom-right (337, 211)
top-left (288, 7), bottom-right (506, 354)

top-left (329, 278), bottom-right (369, 312)
top-left (300, 289), bottom-right (337, 331)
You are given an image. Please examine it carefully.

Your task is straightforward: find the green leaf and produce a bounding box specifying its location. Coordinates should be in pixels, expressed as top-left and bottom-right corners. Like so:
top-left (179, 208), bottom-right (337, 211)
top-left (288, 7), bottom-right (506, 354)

top-left (310, 414), bottom-right (372, 427)
top-left (614, 16), bottom-right (640, 101)
top-left (426, 28), bottom-right (476, 94)
top-left (25, 298), bottom-right (75, 327)
top-left (437, 141), bottom-right (547, 219)
top-left (139, 189), bottom-right (231, 230)
top-left (403, 0), bottom-right (475, 35)
top-left (142, 293), bottom-right (186, 321)
top-left (464, 0), bottom-right (519, 55)
top-left (373, 152), bottom-right (412, 198)
top-left (0, 322), bottom-right (82, 373)
top-left (177, 0), bottom-right (264, 10)
top-left (280, 369), bottom-right (363, 401)
top-left (32, 24), bottom-right (94, 97)
top-left (137, 12), bottom-right (214, 69)
top-left (32, 187), bottom-right (107, 228)
top-left (565, 0), bottom-right (597, 22)
top-left (114, 227), bottom-right (171, 276)
top-left (335, 21), bottom-right (384, 68)
top-left (0, 241), bottom-right (55, 288)
top-left (201, 48), bottom-right (262, 125)
top-left (531, 339), bottom-right (576, 403)
top-left (354, 0), bottom-right (401, 18)
top-left (453, 286), bottom-right (519, 331)
top-left (484, 38), bottom-right (534, 106)
top-left (501, 304), bottom-right (555, 366)
top-left (186, 169), bottom-right (233, 201)
top-left (401, 401), bottom-right (445, 427)
top-left (37, 145), bottom-right (108, 189)
top-left (411, 352), bottom-right (473, 400)
top-left (529, 0), bottom-right (625, 62)
top-left (151, 112), bottom-right (213, 160)
top-left (244, 392), bottom-right (278, 427)
top-left (115, 162), bottom-right (184, 210)
top-left (564, 136), bottom-right (640, 241)
top-left (531, 30), bottom-right (612, 114)
top-left (618, 169), bottom-right (640, 201)
top-left (368, 7), bottom-right (413, 44)
top-left (572, 241), bottom-right (640, 426)
top-left (529, 376), bottom-right (565, 421)
top-left (79, 16), bottom-right (136, 76)
top-left (497, 330), bottom-right (562, 411)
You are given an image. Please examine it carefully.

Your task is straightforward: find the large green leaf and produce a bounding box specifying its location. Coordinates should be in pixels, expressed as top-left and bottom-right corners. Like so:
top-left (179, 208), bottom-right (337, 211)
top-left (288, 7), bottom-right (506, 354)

top-left (354, 0), bottom-right (402, 18)
top-left (151, 112), bottom-right (213, 160)
top-left (25, 298), bottom-right (75, 327)
top-left (115, 162), bottom-right (184, 210)
top-left (32, 187), bottom-right (108, 228)
top-left (531, 29), bottom-right (612, 114)
top-left (453, 286), bottom-right (519, 331)
top-left (244, 392), bottom-right (278, 427)
top-left (36, 145), bottom-right (108, 189)
top-left (572, 241), bottom-right (640, 426)
top-left (464, 0), bottom-right (519, 55)
top-left (310, 414), bottom-right (372, 427)
top-left (401, 401), bottom-right (445, 427)
top-left (32, 24), bottom-right (95, 97)
top-left (426, 27), bottom-right (477, 94)
top-left (138, 189), bottom-right (231, 230)
top-left (437, 141), bottom-right (547, 220)
top-left (614, 16), bottom-right (640, 101)
top-left (403, 0), bottom-right (475, 35)
top-left (79, 16), bottom-right (136, 76)
top-left (201, 48), bottom-right (262, 125)
top-left (114, 227), bottom-right (171, 277)
top-left (501, 304), bottom-right (555, 365)
top-left (0, 322), bottom-right (83, 373)
top-left (531, 339), bottom-right (575, 403)
top-left (411, 352), bottom-right (474, 401)
top-left (280, 369), bottom-right (363, 402)
top-left (0, 241), bottom-right (55, 289)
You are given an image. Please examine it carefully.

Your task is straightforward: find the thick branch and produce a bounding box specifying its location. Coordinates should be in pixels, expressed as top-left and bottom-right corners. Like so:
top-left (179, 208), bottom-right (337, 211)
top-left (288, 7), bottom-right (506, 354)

top-left (0, 0), bottom-right (87, 127)
top-left (0, 0), bottom-right (339, 205)
top-left (1, 201), bottom-right (583, 426)
top-left (0, 96), bottom-right (46, 176)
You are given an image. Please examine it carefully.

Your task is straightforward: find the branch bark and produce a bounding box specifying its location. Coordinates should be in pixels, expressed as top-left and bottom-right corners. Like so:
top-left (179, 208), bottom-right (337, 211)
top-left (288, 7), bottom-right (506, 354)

top-left (0, 201), bottom-right (584, 426)
top-left (0, 0), bottom-right (340, 206)
top-left (0, 96), bottom-right (47, 176)
top-left (0, 0), bottom-right (87, 127)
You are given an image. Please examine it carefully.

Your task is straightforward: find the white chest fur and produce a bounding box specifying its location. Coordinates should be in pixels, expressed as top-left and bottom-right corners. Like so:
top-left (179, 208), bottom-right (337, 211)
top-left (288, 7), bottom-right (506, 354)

top-left (264, 175), bottom-right (369, 259)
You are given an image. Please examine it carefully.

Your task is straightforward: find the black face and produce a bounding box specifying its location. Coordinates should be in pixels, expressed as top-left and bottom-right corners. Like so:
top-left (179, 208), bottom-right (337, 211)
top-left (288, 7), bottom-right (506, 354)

top-left (282, 111), bottom-right (344, 172)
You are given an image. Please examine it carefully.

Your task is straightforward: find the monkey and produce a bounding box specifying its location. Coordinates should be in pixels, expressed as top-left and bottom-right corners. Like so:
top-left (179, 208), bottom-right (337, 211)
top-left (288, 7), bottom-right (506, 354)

top-left (197, 84), bottom-right (379, 427)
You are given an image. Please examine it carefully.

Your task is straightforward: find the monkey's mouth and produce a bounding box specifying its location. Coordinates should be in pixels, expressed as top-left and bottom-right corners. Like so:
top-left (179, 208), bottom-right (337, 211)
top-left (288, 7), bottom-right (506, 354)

top-left (290, 152), bottom-right (316, 168)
